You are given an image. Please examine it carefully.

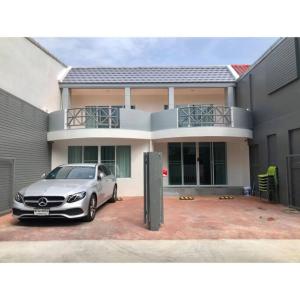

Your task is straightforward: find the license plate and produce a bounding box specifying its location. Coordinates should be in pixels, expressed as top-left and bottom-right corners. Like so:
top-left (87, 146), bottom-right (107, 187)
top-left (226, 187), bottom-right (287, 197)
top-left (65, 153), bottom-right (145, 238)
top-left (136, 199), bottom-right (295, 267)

top-left (34, 209), bottom-right (50, 216)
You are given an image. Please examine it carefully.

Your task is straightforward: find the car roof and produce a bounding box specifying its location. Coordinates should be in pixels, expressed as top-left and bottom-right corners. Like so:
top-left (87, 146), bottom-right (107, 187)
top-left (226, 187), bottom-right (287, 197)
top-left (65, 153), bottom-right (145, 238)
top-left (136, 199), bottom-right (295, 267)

top-left (60, 163), bottom-right (98, 167)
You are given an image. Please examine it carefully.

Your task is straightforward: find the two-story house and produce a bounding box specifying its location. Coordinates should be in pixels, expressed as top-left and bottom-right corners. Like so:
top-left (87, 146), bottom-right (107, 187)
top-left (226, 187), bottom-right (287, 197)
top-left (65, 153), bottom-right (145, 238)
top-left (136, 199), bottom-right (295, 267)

top-left (48, 66), bottom-right (253, 196)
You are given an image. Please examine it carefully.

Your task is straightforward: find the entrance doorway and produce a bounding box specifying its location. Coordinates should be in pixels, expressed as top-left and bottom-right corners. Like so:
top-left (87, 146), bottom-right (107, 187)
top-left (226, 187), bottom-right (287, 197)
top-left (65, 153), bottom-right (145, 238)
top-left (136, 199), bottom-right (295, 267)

top-left (168, 142), bottom-right (227, 186)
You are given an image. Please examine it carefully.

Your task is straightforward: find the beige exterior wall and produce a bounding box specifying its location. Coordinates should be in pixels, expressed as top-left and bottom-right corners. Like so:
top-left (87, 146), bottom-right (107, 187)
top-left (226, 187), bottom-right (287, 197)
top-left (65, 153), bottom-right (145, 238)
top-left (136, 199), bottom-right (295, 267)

top-left (51, 138), bottom-right (151, 197)
top-left (69, 87), bottom-right (225, 112)
top-left (70, 89), bottom-right (125, 108)
top-left (174, 88), bottom-right (225, 106)
top-left (154, 138), bottom-right (250, 187)
top-left (131, 88), bottom-right (168, 112)
top-left (0, 38), bottom-right (66, 112)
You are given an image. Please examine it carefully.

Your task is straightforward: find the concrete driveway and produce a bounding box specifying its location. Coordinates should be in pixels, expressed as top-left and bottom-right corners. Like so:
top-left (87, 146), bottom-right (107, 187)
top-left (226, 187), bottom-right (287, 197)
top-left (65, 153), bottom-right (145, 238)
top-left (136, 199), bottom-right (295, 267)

top-left (1, 196), bottom-right (300, 262)
top-left (1, 196), bottom-right (300, 241)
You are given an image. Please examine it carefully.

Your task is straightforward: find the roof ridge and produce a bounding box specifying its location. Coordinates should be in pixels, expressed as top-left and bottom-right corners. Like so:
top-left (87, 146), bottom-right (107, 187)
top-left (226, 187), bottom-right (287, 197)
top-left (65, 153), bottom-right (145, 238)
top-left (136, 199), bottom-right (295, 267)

top-left (69, 65), bottom-right (230, 69)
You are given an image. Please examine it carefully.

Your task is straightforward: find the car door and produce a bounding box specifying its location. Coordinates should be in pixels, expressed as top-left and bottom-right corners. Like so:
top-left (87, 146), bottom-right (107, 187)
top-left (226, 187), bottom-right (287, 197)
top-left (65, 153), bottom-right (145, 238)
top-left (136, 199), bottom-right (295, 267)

top-left (99, 165), bottom-right (111, 201)
top-left (103, 165), bottom-right (115, 197)
top-left (97, 165), bottom-right (106, 204)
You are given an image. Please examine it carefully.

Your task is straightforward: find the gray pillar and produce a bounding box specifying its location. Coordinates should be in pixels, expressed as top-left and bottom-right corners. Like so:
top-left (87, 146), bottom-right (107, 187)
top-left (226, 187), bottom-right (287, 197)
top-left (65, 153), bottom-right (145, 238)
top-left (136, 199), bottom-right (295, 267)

top-left (125, 87), bottom-right (131, 109)
top-left (226, 86), bottom-right (235, 107)
top-left (168, 87), bottom-right (174, 109)
top-left (61, 88), bottom-right (70, 109)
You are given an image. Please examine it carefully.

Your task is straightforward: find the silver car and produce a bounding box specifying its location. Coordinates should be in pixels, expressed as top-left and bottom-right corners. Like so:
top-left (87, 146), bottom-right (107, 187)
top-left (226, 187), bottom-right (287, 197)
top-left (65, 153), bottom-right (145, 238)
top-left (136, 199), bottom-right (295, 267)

top-left (12, 164), bottom-right (117, 222)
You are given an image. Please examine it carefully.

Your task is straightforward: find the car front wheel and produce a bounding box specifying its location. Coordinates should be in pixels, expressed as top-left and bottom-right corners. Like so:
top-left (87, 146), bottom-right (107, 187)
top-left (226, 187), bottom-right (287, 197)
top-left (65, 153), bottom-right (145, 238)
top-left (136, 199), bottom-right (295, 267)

top-left (83, 194), bottom-right (97, 222)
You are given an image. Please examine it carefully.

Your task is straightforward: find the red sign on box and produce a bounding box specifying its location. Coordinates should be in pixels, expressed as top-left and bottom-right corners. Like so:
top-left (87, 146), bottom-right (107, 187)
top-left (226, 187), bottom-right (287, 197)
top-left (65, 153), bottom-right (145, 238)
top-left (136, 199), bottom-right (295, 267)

top-left (162, 168), bottom-right (168, 177)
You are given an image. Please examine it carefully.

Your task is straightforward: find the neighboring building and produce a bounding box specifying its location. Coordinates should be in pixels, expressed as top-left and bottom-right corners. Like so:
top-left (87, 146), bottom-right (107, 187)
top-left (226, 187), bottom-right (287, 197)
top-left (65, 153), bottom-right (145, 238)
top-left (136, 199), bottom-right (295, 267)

top-left (0, 38), bottom-right (66, 215)
top-left (49, 66), bottom-right (252, 196)
top-left (236, 37), bottom-right (300, 208)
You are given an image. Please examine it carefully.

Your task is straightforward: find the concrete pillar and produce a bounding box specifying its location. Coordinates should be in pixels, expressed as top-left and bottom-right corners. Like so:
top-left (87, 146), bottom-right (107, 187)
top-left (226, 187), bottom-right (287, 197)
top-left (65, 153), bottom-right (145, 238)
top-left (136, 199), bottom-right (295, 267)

top-left (149, 140), bottom-right (154, 152)
top-left (168, 87), bottom-right (175, 109)
top-left (61, 88), bottom-right (70, 109)
top-left (125, 87), bottom-right (131, 109)
top-left (226, 86), bottom-right (235, 107)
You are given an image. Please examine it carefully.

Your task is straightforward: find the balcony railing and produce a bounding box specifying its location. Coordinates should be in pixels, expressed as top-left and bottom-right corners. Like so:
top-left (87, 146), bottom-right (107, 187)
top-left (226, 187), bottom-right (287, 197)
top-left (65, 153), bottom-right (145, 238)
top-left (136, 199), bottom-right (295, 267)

top-left (67, 106), bottom-right (120, 129)
top-left (177, 105), bottom-right (231, 127)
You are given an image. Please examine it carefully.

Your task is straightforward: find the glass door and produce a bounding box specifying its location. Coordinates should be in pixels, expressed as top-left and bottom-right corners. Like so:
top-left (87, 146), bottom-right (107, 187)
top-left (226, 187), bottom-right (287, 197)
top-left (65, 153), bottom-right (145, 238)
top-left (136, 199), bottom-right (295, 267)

top-left (199, 142), bottom-right (212, 185)
top-left (198, 142), bottom-right (227, 185)
top-left (183, 143), bottom-right (197, 185)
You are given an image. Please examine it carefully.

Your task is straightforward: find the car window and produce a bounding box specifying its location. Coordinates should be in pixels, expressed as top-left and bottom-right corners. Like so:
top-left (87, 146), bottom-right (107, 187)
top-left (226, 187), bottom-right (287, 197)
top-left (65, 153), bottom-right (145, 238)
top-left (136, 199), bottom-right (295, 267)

top-left (102, 165), bottom-right (111, 175)
top-left (46, 166), bottom-right (96, 179)
top-left (98, 165), bottom-right (108, 176)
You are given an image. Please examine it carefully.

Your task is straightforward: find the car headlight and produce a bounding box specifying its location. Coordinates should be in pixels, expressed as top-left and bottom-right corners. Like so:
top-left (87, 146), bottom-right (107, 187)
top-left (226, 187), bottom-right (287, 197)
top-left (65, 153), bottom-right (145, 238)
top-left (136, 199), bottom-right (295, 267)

top-left (15, 192), bottom-right (24, 203)
top-left (67, 192), bottom-right (87, 203)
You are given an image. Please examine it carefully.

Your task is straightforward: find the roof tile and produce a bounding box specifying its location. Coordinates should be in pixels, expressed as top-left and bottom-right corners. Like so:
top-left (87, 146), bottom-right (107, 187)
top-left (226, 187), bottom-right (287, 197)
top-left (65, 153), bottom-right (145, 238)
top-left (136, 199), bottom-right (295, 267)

top-left (62, 66), bottom-right (235, 84)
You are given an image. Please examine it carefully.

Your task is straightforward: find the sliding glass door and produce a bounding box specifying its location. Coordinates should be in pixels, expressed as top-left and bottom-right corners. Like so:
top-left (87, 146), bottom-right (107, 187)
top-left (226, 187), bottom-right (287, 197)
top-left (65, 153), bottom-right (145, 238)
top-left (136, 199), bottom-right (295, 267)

top-left (168, 142), bottom-right (227, 185)
top-left (168, 143), bottom-right (182, 185)
top-left (183, 143), bottom-right (197, 185)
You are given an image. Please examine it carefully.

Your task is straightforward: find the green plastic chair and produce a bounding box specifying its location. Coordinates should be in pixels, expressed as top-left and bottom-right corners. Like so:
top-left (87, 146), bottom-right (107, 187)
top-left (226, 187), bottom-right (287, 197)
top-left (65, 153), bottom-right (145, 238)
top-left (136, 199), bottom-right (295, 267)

top-left (257, 165), bottom-right (278, 202)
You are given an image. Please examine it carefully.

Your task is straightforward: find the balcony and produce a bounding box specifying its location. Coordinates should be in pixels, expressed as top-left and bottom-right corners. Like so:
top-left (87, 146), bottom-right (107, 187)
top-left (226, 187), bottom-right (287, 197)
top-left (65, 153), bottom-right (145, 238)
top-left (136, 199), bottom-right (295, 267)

top-left (48, 105), bottom-right (253, 141)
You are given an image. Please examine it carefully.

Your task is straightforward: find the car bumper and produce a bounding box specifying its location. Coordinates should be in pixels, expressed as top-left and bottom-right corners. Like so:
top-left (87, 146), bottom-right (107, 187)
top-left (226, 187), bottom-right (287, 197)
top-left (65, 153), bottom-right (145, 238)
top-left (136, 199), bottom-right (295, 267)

top-left (12, 198), bottom-right (89, 219)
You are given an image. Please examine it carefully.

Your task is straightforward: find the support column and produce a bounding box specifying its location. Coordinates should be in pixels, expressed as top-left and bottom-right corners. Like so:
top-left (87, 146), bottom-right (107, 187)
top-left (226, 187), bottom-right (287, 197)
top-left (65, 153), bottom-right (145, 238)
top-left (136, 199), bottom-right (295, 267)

top-left (168, 87), bottom-right (174, 109)
top-left (125, 87), bottom-right (131, 109)
top-left (226, 86), bottom-right (236, 107)
top-left (149, 140), bottom-right (154, 152)
top-left (61, 88), bottom-right (70, 110)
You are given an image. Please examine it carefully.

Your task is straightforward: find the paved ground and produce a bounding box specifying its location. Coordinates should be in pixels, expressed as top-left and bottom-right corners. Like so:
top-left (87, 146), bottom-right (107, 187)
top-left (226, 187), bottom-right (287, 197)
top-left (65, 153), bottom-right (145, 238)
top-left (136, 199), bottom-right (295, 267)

top-left (1, 196), bottom-right (300, 241)
top-left (1, 240), bottom-right (300, 262)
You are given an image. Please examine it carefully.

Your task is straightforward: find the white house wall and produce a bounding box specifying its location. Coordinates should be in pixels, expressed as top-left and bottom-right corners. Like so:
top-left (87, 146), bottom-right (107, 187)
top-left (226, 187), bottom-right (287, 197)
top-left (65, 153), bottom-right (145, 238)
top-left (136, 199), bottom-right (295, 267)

top-left (51, 138), bottom-right (151, 197)
top-left (0, 38), bottom-right (66, 112)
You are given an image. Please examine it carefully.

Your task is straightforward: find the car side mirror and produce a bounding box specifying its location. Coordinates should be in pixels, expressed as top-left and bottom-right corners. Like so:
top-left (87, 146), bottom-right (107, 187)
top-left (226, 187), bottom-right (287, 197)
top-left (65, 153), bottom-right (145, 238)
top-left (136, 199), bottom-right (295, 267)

top-left (98, 172), bottom-right (105, 180)
top-left (41, 173), bottom-right (46, 179)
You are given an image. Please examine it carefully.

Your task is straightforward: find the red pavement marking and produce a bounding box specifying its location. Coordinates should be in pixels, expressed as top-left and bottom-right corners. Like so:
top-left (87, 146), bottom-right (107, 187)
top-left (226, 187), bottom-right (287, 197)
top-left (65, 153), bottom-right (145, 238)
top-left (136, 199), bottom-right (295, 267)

top-left (0, 196), bottom-right (300, 241)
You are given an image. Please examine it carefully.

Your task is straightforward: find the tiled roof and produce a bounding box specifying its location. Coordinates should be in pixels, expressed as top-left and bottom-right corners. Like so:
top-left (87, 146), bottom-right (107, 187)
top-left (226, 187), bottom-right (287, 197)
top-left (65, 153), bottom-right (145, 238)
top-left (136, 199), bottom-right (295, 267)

top-left (231, 64), bottom-right (250, 76)
top-left (62, 66), bottom-right (236, 84)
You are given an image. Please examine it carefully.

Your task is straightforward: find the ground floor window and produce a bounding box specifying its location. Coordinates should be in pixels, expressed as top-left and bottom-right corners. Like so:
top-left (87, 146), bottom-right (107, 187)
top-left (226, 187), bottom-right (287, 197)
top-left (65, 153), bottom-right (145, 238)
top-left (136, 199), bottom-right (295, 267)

top-left (168, 142), bottom-right (227, 185)
top-left (68, 145), bottom-right (131, 178)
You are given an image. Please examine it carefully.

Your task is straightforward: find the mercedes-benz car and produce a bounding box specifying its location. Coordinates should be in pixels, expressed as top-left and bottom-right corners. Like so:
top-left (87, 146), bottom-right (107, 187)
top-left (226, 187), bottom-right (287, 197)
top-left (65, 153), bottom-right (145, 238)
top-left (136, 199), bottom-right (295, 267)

top-left (12, 164), bottom-right (117, 222)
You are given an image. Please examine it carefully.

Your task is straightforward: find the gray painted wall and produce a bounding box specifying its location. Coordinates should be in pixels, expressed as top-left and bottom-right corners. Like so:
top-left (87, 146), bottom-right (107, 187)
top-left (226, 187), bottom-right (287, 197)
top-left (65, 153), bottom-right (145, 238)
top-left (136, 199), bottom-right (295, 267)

top-left (48, 110), bottom-right (65, 131)
top-left (236, 37), bottom-right (300, 205)
top-left (0, 88), bottom-right (51, 212)
top-left (151, 109), bottom-right (178, 131)
top-left (120, 109), bottom-right (151, 131)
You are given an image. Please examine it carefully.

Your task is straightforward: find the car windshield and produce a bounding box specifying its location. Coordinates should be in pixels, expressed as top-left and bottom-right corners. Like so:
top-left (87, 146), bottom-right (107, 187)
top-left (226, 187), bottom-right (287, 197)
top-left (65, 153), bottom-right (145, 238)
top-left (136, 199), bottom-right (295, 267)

top-left (46, 166), bottom-right (96, 180)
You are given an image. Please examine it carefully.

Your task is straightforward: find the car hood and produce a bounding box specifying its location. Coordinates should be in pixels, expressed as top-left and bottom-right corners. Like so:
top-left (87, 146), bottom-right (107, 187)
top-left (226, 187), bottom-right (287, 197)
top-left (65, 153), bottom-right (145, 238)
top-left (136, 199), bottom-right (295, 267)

top-left (20, 179), bottom-right (94, 197)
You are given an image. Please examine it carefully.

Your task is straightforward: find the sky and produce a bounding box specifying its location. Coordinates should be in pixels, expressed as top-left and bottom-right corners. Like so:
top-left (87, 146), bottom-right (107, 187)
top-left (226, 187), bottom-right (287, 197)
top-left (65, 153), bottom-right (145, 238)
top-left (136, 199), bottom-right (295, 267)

top-left (35, 37), bottom-right (278, 67)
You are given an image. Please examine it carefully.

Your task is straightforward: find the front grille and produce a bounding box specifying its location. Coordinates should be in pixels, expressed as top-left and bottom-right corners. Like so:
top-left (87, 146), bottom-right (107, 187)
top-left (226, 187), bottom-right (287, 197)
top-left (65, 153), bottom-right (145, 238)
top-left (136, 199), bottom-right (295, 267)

top-left (24, 196), bottom-right (65, 208)
top-left (24, 196), bottom-right (65, 201)
top-left (13, 208), bottom-right (83, 217)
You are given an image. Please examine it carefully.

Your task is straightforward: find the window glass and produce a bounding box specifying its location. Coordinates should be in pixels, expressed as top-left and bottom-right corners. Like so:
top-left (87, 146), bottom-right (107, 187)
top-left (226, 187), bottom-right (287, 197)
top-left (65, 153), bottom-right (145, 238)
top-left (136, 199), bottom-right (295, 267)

top-left (213, 142), bottom-right (227, 184)
top-left (46, 166), bottom-right (95, 179)
top-left (199, 142), bottom-right (211, 185)
top-left (84, 146), bottom-right (98, 163)
top-left (116, 146), bottom-right (131, 178)
top-left (101, 146), bottom-right (116, 175)
top-left (168, 143), bottom-right (182, 185)
top-left (68, 146), bottom-right (82, 163)
top-left (183, 143), bottom-right (196, 185)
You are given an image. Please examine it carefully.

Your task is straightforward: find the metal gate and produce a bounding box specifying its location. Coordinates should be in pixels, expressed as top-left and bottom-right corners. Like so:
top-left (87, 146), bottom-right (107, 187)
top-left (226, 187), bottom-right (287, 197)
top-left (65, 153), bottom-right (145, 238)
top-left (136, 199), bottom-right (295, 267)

top-left (287, 154), bottom-right (300, 208)
top-left (0, 158), bottom-right (15, 215)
